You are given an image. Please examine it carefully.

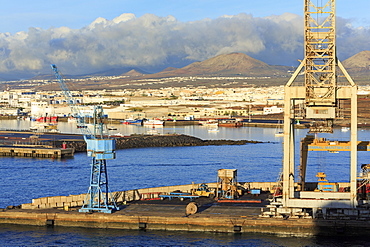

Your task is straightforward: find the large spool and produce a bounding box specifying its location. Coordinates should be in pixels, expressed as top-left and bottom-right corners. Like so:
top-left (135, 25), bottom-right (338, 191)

top-left (185, 202), bottom-right (198, 215)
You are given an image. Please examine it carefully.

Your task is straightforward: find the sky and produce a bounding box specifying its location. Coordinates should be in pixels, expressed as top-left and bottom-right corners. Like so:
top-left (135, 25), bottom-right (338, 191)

top-left (1, 0), bottom-right (369, 34)
top-left (0, 0), bottom-right (369, 79)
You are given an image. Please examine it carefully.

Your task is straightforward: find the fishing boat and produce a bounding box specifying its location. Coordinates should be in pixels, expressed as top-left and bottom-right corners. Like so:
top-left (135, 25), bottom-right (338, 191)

top-left (121, 119), bottom-right (143, 125)
top-left (36, 116), bottom-right (58, 123)
top-left (110, 132), bottom-right (125, 137)
top-left (218, 119), bottom-right (243, 127)
top-left (143, 119), bottom-right (164, 127)
top-left (29, 123), bottom-right (60, 133)
top-left (199, 119), bottom-right (219, 127)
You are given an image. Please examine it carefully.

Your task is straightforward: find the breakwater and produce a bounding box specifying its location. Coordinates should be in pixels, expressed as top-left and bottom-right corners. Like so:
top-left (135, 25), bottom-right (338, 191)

top-left (62, 134), bottom-right (262, 152)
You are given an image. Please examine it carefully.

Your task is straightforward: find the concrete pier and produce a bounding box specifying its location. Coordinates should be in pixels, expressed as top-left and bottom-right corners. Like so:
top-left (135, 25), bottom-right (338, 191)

top-left (2, 202), bottom-right (370, 236)
top-left (2, 182), bottom-right (370, 236)
top-left (0, 146), bottom-right (74, 158)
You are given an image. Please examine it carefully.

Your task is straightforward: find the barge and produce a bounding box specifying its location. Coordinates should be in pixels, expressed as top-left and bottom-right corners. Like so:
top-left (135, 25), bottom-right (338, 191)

top-left (2, 179), bottom-right (370, 237)
top-left (4, 203), bottom-right (368, 236)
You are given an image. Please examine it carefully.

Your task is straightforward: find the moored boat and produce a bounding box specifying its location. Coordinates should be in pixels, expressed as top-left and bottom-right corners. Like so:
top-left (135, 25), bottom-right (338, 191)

top-left (36, 116), bottom-right (58, 123)
top-left (274, 131), bottom-right (284, 137)
top-left (121, 119), bottom-right (143, 125)
top-left (218, 119), bottom-right (243, 127)
top-left (143, 119), bottom-right (164, 126)
top-left (199, 119), bottom-right (219, 127)
top-left (29, 123), bottom-right (59, 133)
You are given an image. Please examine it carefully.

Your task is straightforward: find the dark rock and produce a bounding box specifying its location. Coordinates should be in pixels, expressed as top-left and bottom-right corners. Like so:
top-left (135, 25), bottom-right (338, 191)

top-left (62, 134), bottom-right (262, 152)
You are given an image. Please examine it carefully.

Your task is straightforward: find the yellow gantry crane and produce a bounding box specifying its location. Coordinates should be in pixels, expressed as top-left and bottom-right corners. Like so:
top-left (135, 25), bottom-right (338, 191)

top-left (280, 0), bottom-right (358, 214)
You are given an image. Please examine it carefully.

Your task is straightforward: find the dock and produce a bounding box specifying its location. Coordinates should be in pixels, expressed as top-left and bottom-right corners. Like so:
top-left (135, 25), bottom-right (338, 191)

top-left (2, 182), bottom-right (370, 236)
top-left (0, 204), bottom-right (320, 236)
top-left (2, 195), bottom-right (370, 236)
top-left (0, 145), bottom-right (74, 158)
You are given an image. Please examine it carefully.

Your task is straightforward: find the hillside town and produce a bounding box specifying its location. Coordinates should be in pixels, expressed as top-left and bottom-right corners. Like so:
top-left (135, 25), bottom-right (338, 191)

top-left (1, 82), bottom-right (370, 121)
top-left (0, 83), bottom-right (285, 120)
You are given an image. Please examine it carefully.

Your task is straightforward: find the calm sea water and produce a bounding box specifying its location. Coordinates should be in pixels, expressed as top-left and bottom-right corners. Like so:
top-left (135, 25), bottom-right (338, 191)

top-left (1, 119), bottom-right (370, 246)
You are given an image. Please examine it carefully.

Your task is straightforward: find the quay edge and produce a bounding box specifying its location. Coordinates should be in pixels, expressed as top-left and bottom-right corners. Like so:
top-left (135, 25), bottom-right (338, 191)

top-left (1, 208), bottom-right (370, 236)
top-left (2, 181), bottom-right (370, 237)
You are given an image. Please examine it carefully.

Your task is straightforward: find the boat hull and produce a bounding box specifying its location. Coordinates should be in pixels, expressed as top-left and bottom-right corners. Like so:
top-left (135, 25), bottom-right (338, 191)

top-left (121, 119), bottom-right (142, 125)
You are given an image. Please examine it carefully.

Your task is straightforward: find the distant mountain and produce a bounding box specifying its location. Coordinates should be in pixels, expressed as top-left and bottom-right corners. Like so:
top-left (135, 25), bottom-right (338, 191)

top-left (87, 67), bottom-right (149, 77)
top-left (342, 51), bottom-right (370, 75)
top-left (161, 67), bottom-right (178, 72)
top-left (13, 51), bottom-right (370, 90)
top-left (29, 74), bottom-right (55, 81)
top-left (122, 69), bottom-right (145, 77)
top-left (146, 53), bottom-right (291, 78)
top-left (29, 67), bottom-right (149, 81)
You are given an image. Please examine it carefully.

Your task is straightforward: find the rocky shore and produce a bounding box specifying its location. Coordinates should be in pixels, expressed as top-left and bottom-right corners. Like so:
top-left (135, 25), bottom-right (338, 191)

top-left (64, 134), bottom-right (262, 152)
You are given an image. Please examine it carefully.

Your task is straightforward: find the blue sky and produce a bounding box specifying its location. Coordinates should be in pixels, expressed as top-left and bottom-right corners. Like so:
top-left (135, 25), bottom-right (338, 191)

top-left (0, 0), bottom-right (369, 34)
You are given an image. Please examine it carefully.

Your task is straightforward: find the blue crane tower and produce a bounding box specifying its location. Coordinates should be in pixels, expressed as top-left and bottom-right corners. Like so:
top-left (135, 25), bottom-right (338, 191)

top-left (51, 64), bottom-right (119, 213)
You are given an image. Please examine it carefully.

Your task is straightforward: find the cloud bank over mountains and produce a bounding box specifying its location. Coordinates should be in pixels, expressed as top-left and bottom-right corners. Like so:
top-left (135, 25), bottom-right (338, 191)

top-left (0, 13), bottom-right (369, 80)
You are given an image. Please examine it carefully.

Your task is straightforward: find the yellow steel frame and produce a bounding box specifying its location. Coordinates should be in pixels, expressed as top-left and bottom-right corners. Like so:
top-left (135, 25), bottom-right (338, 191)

top-left (282, 0), bottom-right (358, 210)
top-left (304, 0), bottom-right (336, 106)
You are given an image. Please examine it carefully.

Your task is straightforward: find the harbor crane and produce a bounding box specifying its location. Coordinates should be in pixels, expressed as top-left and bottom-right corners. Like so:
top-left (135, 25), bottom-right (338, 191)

top-left (51, 64), bottom-right (118, 213)
top-left (281, 0), bottom-right (357, 214)
top-left (261, 0), bottom-right (365, 219)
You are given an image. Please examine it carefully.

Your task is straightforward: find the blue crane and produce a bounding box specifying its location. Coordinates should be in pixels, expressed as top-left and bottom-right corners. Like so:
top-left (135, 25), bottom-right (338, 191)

top-left (51, 64), bottom-right (119, 213)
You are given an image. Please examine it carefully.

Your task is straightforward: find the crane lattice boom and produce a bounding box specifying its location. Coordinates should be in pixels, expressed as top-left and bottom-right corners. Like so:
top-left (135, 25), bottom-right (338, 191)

top-left (51, 64), bottom-right (118, 214)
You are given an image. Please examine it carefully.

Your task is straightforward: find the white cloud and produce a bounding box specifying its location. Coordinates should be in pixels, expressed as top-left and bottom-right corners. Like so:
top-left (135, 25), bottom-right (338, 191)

top-left (0, 13), bottom-right (368, 79)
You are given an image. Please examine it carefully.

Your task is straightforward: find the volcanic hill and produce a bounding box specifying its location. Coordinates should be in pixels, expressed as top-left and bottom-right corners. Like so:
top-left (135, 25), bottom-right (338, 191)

top-left (146, 53), bottom-right (291, 78)
top-left (342, 50), bottom-right (370, 76)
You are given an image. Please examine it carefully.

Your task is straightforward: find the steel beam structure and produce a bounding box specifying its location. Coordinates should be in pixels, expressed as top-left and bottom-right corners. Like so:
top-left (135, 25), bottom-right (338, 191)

top-left (282, 0), bottom-right (358, 211)
top-left (51, 65), bottom-right (118, 213)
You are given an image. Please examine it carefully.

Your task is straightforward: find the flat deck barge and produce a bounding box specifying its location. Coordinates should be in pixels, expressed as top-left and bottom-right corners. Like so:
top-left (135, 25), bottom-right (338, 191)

top-left (2, 200), bottom-right (370, 236)
top-left (2, 182), bottom-right (370, 236)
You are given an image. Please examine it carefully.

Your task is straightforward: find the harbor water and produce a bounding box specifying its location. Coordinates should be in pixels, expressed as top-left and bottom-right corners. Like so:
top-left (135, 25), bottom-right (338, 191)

top-left (1, 119), bottom-right (370, 246)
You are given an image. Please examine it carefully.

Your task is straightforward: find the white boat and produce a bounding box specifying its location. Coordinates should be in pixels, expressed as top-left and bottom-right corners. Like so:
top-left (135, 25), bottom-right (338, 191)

top-left (341, 127), bottom-right (350, 132)
top-left (143, 119), bottom-right (164, 126)
top-left (29, 126), bottom-right (38, 130)
top-left (29, 123), bottom-right (60, 133)
top-left (275, 121), bottom-right (284, 137)
top-left (199, 119), bottom-right (218, 127)
top-left (107, 118), bottom-right (117, 130)
top-left (110, 132), bottom-right (125, 137)
top-left (275, 132), bottom-right (284, 137)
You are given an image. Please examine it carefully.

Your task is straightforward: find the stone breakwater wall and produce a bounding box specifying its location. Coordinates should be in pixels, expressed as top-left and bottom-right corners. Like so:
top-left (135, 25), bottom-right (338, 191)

top-left (62, 134), bottom-right (262, 152)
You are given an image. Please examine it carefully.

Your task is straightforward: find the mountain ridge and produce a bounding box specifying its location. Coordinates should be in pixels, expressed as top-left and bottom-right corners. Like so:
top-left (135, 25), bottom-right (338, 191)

top-left (144, 53), bottom-right (291, 78)
top-left (26, 50), bottom-right (370, 86)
